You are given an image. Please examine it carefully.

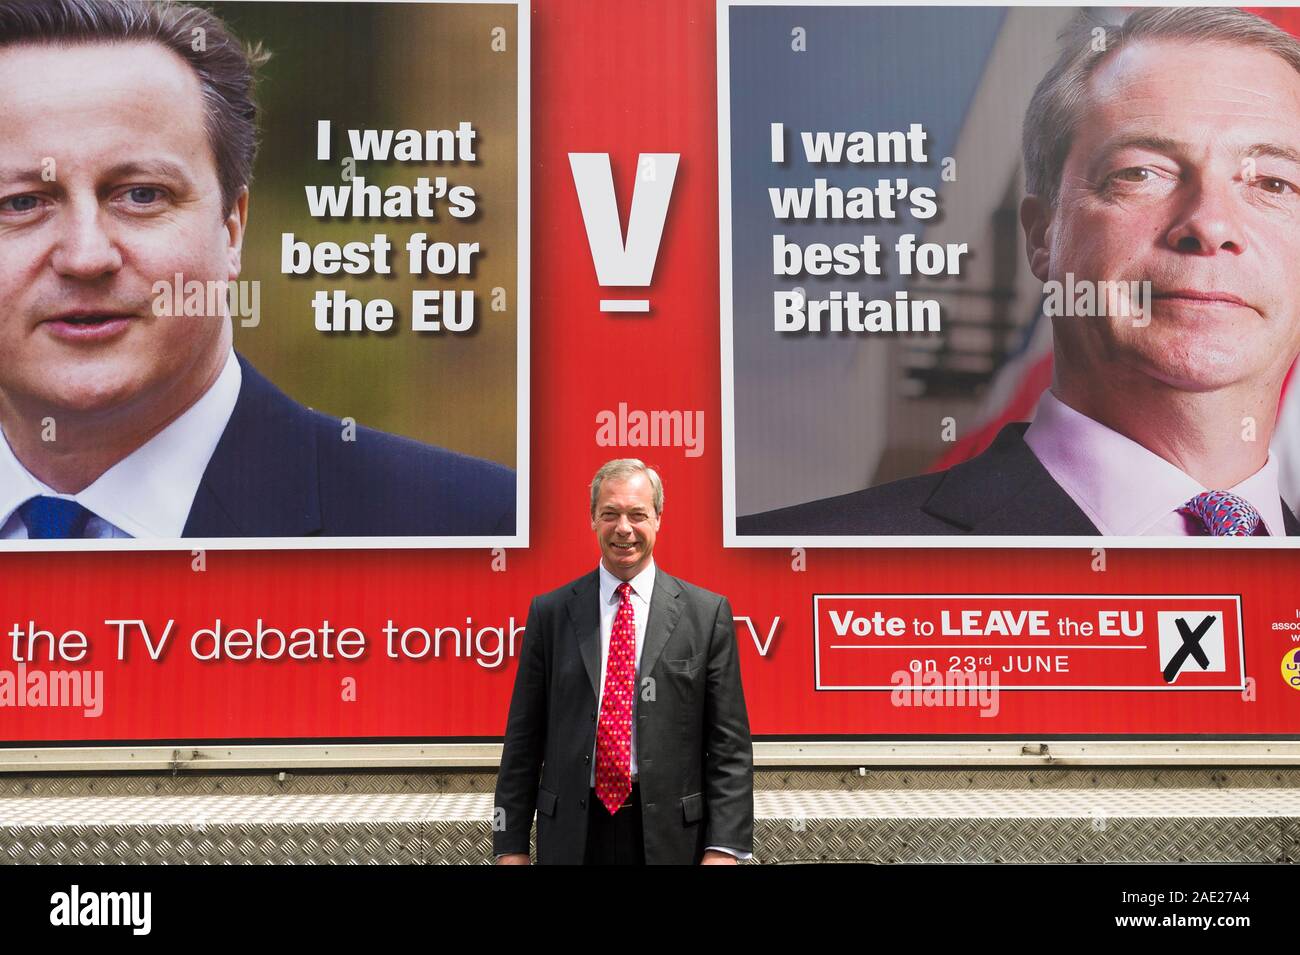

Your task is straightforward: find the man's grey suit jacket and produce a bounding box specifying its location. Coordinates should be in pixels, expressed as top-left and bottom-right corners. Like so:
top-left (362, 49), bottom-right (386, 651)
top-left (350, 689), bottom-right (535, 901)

top-left (493, 568), bottom-right (754, 864)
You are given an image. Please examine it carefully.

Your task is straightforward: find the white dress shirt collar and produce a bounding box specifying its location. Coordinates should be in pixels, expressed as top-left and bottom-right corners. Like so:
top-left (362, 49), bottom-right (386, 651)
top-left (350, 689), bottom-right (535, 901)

top-left (598, 558), bottom-right (656, 607)
top-left (0, 350), bottom-right (242, 539)
top-left (1024, 390), bottom-right (1287, 536)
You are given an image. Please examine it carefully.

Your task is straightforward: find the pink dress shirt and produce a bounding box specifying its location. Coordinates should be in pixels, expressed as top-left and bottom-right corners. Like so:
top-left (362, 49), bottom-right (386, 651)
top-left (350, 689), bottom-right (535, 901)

top-left (1022, 391), bottom-right (1287, 536)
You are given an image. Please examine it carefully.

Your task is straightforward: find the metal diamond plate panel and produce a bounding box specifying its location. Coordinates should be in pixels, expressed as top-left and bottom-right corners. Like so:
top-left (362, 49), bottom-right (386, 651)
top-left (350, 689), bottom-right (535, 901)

top-left (3, 781), bottom-right (1298, 863)
top-left (753, 816), bottom-right (1289, 864)
top-left (0, 793), bottom-right (493, 826)
top-left (2, 823), bottom-right (426, 864)
top-left (754, 787), bottom-right (1300, 818)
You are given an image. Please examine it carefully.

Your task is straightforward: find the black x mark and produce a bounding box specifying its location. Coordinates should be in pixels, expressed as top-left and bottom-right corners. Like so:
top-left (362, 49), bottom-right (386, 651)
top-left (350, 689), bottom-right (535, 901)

top-left (1162, 615), bottom-right (1214, 683)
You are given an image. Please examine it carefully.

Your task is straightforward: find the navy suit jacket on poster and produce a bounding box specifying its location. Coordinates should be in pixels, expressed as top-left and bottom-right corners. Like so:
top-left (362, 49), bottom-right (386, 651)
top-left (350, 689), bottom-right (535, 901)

top-left (738, 423), bottom-right (1300, 537)
top-left (181, 354), bottom-right (515, 538)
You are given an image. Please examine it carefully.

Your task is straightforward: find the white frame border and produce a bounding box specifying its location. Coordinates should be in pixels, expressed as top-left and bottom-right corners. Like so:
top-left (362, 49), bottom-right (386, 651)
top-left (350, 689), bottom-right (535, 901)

top-left (0, 0), bottom-right (530, 553)
top-left (5, 739), bottom-right (1300, 772)
top-left (718, 0), bottom-right (1300, 549)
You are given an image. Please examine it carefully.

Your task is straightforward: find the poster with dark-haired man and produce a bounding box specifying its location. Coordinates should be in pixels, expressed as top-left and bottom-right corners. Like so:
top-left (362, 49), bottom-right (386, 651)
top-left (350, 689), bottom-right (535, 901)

top-left (0, 0), bottom-right (526, 546)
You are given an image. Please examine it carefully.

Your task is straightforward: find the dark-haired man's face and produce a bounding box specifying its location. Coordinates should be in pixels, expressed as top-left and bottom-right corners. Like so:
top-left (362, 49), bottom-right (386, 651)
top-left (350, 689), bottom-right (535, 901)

top-left (1023, 39), bottom-right (1300, 398)
top-left (0, 41), bottom-right (245, 429)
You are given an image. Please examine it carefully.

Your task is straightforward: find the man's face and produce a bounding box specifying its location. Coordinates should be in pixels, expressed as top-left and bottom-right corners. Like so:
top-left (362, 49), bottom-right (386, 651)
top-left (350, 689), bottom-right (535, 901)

top-left (592, 472), bottom-right (661, 581)
top-left (0, 41), bottom-right (245, 421)
top-left (1023, 40), bottom-right (1300, 395)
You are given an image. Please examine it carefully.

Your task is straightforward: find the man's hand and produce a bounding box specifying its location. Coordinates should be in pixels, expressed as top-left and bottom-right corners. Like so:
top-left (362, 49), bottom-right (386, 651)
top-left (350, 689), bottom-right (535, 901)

top-left (496, 853), bottom-right (531, 865)
top-left (700, 850), bottom-right (738, 865)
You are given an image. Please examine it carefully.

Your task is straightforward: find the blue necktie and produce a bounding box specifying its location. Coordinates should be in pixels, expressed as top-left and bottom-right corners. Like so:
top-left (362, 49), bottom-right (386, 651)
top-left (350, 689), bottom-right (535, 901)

top-left (17, 496), bottom-right (94, 539)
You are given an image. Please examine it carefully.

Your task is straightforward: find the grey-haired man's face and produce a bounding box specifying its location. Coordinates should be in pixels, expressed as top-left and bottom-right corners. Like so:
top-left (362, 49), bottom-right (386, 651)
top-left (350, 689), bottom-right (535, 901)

top-left (1023, 39), bottom-right (1300, 397)
top-left (0, 40), bottom-right (245, 423)
top-left (591, 473), bottom-right (660, 581)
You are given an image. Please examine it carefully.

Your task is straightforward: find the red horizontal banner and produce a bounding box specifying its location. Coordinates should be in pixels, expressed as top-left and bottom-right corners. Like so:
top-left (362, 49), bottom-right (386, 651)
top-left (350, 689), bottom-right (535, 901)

top-left (3, 2), bottom-right (1300, 748)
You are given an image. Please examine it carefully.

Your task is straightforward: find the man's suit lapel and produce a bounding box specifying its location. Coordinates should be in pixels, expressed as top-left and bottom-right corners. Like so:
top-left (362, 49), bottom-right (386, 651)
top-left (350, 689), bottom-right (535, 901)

top-left (1283, 499), bottom-right (1300, 536)
top-left (640, 569), bottom-right (682, 679)
top-left (183, 354), bottom-right (323, 537)
top-left (922, 423), bottom-right (1100, 534)
top-left (566, 570), bottom-right (602, 693)
top-left (567, 567), bottom-right (684, 694)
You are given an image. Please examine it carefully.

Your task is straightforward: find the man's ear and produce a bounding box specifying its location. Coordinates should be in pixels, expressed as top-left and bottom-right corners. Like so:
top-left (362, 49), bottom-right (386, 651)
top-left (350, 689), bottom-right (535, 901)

top-left (1020, 194), bottom-right (1052, 284)
top-left (225, 187), bottom-right (250, 280)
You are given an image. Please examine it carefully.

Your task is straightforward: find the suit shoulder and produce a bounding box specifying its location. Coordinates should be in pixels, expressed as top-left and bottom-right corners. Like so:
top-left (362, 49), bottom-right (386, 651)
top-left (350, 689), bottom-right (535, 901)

top-left (207, 356), bottom-right (515, 538)
top-left (301, 407), bottom-right (517, 536)
top-left (313, 410), bottom-right (512, 487)
top-left (531, 571), bottom-right (598, 612)
top-left (659, 572), bottom-right (727, 609)
top-left (736, 471), bottom-right (948, 536)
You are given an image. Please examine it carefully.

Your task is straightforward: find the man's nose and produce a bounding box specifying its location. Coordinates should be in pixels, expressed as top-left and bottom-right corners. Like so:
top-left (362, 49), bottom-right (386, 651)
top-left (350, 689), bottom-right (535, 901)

top-left (1163, 177), bottom-right (1247, 256)
top-left (50, 202), bottom-right (124, 278)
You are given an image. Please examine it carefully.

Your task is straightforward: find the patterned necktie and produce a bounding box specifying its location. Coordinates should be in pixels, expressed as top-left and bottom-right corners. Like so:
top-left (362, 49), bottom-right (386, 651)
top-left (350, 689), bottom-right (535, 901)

top-left (1180, 490), bottom-right (1262, 537)
top-left (17, 496), bottom-right (94, 539)
top-left (596, 581), bottom-right (637, 815)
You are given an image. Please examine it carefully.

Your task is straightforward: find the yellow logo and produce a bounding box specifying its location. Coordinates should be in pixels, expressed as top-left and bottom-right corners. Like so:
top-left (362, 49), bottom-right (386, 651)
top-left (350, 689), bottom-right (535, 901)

top-left (1282, 648), bottom-right (1300, 691)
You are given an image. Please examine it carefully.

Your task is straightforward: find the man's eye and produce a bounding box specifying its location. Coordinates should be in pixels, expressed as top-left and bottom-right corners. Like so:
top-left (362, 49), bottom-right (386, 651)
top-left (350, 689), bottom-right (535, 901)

top-left (1110, 167), bottom-right (1155, 183)
top-left (0, 194), bottom-right (40, 213)
top-left (1256, 176), bottom-right (1297, 196)
top-left (116, 186), bottom-right (167, 207)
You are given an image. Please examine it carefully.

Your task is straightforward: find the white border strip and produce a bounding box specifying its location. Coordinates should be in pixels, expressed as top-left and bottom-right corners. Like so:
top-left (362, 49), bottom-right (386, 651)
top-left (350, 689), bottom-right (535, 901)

top-left (514, 0), bottom-right (532, 549)
top-left (600, 300), bottom-right (651, 313)
top-left (717, 0), bottom-right (1300, 548)
top-left (718, 0), bottom-right (740, 548)
top-left (4, 739), bottom-right (1300, 773)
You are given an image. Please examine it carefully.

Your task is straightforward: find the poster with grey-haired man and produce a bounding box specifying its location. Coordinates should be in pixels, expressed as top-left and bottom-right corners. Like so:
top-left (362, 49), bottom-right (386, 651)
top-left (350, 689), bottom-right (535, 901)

top-left (726, 5), bottom-right (1300, 541)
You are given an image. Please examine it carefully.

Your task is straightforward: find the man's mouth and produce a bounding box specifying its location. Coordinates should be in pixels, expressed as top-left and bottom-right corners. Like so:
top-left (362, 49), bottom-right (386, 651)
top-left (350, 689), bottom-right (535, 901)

top-left (1151, 289), bottom-right (1251, 308)
top-left (40, 312), bottom-right (137, 341)
top-left (612, 541), bottom-right (637, 553)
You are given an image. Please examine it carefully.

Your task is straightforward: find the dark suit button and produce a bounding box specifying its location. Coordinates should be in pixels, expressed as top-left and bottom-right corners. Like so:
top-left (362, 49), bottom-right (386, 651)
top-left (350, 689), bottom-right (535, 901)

top-left (579, 798), bottom-right (586, 809)
top-left (583, 754), bottom-right (591, 764)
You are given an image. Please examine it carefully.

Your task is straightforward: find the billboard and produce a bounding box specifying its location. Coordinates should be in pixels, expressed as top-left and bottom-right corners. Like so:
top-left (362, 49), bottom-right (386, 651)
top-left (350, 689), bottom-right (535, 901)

top-left (2, 0), bottom-right (1299, 752)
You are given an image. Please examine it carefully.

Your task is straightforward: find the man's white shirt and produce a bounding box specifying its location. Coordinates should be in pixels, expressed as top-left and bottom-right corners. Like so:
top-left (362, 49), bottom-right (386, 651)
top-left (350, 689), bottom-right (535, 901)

top-left (0, 350), bottom-right (241, 539)
top-left (593, 558), bottom-right (656, 784)
top-left (592, 558), bottom-right (749, 861)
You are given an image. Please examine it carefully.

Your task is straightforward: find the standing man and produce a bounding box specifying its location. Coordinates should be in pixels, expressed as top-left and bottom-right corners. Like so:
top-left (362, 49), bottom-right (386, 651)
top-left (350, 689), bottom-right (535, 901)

top-left (494, 459), bottom-right (753, 864)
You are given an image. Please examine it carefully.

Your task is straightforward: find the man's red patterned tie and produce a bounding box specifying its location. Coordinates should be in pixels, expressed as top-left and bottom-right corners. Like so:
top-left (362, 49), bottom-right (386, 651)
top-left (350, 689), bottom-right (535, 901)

top-left (1180, 490), bottom-right (1262, 536)
top-left (596, 582), bottom-right (636, 814)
